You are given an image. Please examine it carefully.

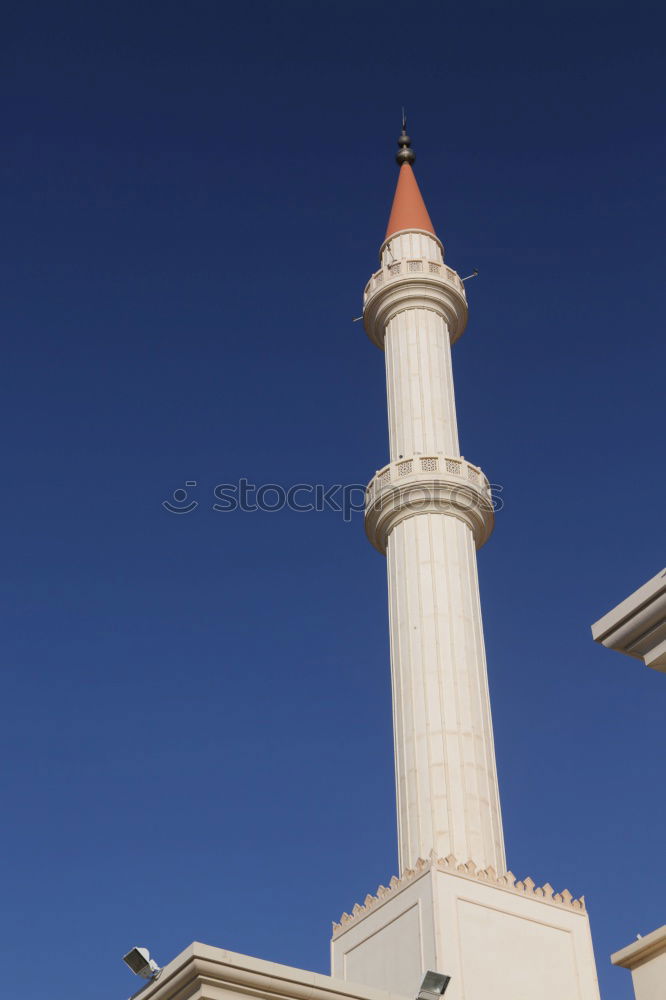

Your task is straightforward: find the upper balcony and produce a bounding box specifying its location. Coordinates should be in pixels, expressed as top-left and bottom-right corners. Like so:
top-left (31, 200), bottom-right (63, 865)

top-left (363, 257), bottom-right (466, 309)
top-left (362, 245), bottom-right (469, 349)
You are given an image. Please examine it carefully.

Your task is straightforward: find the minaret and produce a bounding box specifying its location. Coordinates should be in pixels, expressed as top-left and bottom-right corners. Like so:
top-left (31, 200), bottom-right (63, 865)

top-left (331, 126), bottom-right (601, 1000)
top-left (363, 125), bottom-right (505, 875)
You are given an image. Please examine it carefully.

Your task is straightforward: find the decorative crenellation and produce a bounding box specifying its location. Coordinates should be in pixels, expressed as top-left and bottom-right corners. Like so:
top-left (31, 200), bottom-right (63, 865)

top-left (366, 455), bottom-right (491, 505)
top-left (363, 258), bottom-right (465, 307)
top-left (362, 236), bottom-right (468, 351)
top-left (331, 853), bottom-right (586, 936)
top-left (364, 454), bottom-right (495, 554)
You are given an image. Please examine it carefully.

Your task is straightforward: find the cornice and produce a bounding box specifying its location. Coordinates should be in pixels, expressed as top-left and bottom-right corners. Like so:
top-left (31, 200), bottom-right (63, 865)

top-left (592, 568), bottom-right (666, 671)
top-left (365, 455), bottom-right (495, 554)
top-left (611, 924), bottom-right (666, 969)
top-left (362, 256), bottom-right (467, 350)
top-left (135, 944), bottom-right (407, 1000)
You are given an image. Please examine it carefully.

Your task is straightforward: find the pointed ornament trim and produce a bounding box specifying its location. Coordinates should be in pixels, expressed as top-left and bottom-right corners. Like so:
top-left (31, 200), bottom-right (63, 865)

top-left (332, 853), bottom-right (586, 936)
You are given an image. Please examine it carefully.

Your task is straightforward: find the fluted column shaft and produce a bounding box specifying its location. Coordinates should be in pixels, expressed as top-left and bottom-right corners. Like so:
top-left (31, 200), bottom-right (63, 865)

top-left (386, 509), bottom-right (505, 873)
top-left (364, 228), bottom-right (505, 875)
top-left (384, 308), bottom-right (460, 462)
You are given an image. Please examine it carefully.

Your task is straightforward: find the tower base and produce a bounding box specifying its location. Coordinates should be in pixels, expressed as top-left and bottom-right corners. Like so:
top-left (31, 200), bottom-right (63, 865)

top-left (331, 856), bottom-right (600, 1000)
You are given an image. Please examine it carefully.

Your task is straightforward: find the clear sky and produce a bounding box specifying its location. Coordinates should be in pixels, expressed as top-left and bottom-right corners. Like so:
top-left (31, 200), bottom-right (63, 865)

top-left (2, 2), bottom-right (664, 999)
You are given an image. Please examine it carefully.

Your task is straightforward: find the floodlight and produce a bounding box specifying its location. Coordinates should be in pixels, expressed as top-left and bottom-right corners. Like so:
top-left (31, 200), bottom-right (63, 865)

top-left (417, 970), bottom-right (451, 1000)
top-left (122, 946), bottom-right (161, 980)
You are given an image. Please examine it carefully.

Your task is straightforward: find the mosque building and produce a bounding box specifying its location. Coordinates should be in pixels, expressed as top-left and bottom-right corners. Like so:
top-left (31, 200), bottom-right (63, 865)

top-left (122, 127), bottom-right (662, 1000)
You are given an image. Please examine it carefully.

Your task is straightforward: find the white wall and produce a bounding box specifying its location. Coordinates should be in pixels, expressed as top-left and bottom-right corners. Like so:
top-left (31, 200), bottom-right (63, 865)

top-left (332, 863), bottom-right (601, 1000)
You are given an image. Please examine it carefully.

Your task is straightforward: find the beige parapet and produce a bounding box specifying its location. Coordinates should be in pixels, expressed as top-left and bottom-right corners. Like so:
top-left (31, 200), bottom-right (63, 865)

top-left (611, 925), bottom-right (666, 1000)
top-left (592, 568), bottom-right (666, 672)
top-left (133, 942), bottom-right (411, 1000)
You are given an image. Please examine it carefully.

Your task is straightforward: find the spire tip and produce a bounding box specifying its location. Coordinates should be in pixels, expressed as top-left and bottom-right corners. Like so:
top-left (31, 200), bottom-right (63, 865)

top-left (396, 113), bottom-right (415, 166)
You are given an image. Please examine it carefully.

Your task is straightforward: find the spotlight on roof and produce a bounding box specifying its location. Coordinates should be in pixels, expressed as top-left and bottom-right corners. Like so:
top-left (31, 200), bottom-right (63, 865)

top-left (417, 970), bottom-right (451, 1000)
top-left (122, 947), bottom-right (161, 981)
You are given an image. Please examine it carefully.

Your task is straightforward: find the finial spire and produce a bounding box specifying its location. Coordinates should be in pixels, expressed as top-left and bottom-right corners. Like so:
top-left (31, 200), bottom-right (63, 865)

top-left (385, 116), bottom-right (435, 238)
top-left (396, 112), bottom-right (415, 166)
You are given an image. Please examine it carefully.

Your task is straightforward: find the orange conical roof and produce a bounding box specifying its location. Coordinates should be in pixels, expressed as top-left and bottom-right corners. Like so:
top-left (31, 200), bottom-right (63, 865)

top-left (385, 161), bottom-right (436, 239)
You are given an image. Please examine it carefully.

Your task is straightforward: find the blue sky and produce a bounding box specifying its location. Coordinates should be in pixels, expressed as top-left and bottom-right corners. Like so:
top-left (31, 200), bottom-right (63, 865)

top-left (2, 2), bottom-right (664, 998)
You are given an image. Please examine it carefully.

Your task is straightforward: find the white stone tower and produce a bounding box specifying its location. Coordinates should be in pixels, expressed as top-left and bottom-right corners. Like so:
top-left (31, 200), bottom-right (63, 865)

top-left (363, 124), bottom-right (504, 877)
top-left (330, 127), bottom-right (601, 1000)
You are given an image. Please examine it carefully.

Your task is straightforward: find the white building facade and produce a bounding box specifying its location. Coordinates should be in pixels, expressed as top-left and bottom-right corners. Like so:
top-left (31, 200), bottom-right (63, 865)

top-left (594, 573), bottom-right (666, 1000)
